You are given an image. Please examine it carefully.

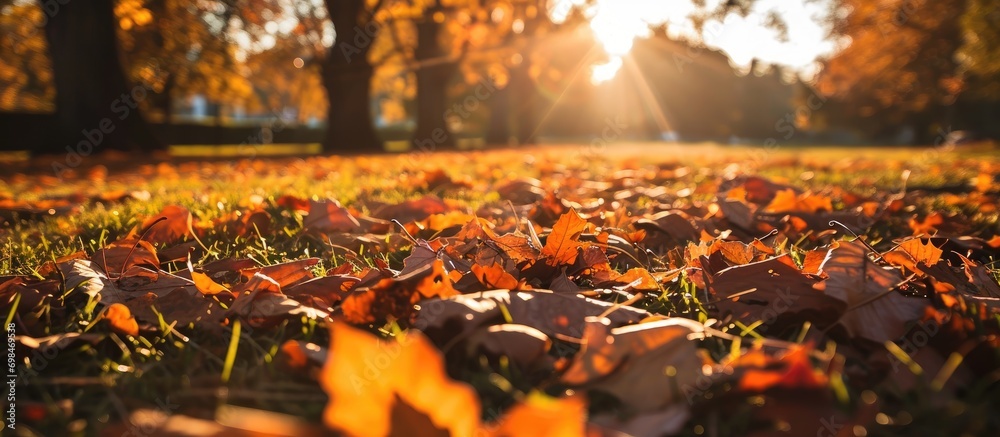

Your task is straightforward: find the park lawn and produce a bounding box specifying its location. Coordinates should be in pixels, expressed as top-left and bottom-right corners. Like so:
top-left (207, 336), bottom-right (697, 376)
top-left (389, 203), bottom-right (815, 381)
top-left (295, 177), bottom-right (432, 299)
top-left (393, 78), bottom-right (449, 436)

top-left (2, 142), bottom-right (1000, 436)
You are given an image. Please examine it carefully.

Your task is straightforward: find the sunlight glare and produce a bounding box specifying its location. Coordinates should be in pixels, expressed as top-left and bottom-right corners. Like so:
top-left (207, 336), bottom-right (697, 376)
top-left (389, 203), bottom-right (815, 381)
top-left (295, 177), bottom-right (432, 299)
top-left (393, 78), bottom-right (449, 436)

top-left (582, 0), bottom-right (697, 82)
top-left (591, 56), bottom-right (623, 84)
top-left (552, 0), bottom-right (836, 83)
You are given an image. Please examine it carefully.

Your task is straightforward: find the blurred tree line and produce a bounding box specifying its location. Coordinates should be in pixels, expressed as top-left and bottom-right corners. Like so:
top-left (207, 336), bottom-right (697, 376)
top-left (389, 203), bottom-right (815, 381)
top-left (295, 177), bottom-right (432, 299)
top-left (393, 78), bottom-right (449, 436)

top-left (0, 0), bottom-right (997, 155)
top-left (813, 0), bottom-right (1000, 142)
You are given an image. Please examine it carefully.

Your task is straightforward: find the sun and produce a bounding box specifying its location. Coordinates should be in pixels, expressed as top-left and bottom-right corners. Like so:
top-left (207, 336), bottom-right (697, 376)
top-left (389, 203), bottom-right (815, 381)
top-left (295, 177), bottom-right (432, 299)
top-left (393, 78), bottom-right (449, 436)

top-left (560, 0), bottom-right (836, 84)
top-left (577, 0), bottom-right (679, 83)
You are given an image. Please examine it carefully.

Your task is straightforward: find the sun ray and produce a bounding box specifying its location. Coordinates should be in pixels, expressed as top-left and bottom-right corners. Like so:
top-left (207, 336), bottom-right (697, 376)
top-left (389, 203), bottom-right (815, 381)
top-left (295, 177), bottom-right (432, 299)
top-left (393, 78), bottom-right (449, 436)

top-left (525, 43), bottom-right (603, 142)
top-left (620, 53), bottom-right (674, 136)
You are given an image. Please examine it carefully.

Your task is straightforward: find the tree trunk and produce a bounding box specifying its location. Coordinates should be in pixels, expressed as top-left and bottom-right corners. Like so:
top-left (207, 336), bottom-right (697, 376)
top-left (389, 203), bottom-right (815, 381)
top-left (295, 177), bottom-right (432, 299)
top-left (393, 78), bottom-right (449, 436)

top-left (321, 61), bottom-right (381, 153)
top-left (160, 74), bottom-right (174, 124)
top-left (486, 61), bottom-right (537, 146)
top-left (321, 0), bottom-right (382, 153)
top-left (510, 62), bottom-right (537, 145)
top-left (40, 0), bottom-right (163, 156)
top-left (412, 12), bottom-right (457, 151)
top-left (485, 75), bottom-right (513, 146)
top-left (413, 63), bottom-right (457, 150)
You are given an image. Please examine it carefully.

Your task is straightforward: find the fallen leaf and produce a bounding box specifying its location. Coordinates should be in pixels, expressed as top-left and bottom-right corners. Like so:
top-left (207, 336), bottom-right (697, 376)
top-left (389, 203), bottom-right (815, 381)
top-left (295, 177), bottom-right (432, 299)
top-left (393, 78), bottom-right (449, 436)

top-left (733, 346), bottom-right (827, 392)
top-left (415, 289), bottom-right (649, 348)
top-left (717, 198), bottom-right (756, 231)
top-left (133, 205), bottom-right (193, 246)
top-left (61, 259), bottom-right (194, 305)
top-left (104, 303), bottom-right (139, 336)
top-left (707, 255), bottom-right (843, 332)
top-left (283, 275), bottom-right (359, 309)
top-left (612, 268), bottom-right (659, 291)
top-left (303, 199), bottom-right (361, 233)
top-left (464, 324), bottom-right (551, 372)
top-left (239, 258), bottom-right (320, 289)
top-left (483, 393), bottom-right (588, 437)
top-left (819, 241), bottom-right (928, 343)
top-left (340, 259), bottom-right (459, 324)
top-left (0, 276), bottom-right (62, 321)
top-left (764, 189), bottom-right (832, 213)
top-left (897, 238), bottom-right (944, 266)
top-left (125, 288), bottom-right (224, 328)
top-left (228, 273), bottom-right (328, 328)
top-left (633, 211), bottom-right (700, 245)
top-left (191, 271), bottom-right (230, 295)
top-left (472, 262), bottom-right (522, 290)
top-left (90, 239), bottom-right (160, 278)
top-left (321, 321), bottom-right (481, 437)
top-left (959, 254), bottom-right (1000, 298)
top-left (541, 210), bottom-right (589, 266)
top-left (561, 317), bottom-right (705, 412)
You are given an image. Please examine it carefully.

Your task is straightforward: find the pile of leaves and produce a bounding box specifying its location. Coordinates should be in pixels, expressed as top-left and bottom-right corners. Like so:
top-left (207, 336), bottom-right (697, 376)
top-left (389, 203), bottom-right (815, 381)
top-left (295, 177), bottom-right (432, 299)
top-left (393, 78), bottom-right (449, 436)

top-left (3, 147), bottom-right (1000, 436)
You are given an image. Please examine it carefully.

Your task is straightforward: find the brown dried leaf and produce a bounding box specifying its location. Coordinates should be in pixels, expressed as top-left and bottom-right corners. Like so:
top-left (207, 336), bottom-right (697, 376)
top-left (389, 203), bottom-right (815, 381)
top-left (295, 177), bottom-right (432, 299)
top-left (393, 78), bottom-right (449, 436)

top-left (62, 259), bottom-right (194, 305)
top-left (283, 275), bottom-right (359, 309)
top-left (228, 273), bottom-right (328, 328)
top-left (465, 324), bottom-right (551, 372)
top-left (416, 289), bottom-right (649, 346)
top-left (90, 239), bottom-right (160, 277)
top-left (959, 254), bottom-right (1000, 298)
top-left (709, 255), bottom-right (843, 332)
top-left (126, 288), bottom-right (224, 328)
top-left (239, 258), bottom-right (320, 289)
top-left (819, 241), bottom-right (928, 343)
top-left (303, 199), bottom-right (361, 233)
top-left (561, 317), bottom-right (705, 412)
top-left (134, 205), bottom-right (193, 246)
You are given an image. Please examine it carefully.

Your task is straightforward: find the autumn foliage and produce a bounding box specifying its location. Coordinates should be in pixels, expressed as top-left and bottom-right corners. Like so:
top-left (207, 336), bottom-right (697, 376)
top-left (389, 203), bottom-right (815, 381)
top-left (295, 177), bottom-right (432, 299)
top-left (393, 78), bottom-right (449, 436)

top-left (3, 148), bottom-right (1000, 435)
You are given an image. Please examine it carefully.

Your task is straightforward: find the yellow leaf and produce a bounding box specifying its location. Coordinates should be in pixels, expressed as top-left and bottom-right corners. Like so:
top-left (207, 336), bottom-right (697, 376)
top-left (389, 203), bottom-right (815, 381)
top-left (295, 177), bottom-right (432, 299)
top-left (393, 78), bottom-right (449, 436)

top-left (192, 271), bottom-right (229, 295)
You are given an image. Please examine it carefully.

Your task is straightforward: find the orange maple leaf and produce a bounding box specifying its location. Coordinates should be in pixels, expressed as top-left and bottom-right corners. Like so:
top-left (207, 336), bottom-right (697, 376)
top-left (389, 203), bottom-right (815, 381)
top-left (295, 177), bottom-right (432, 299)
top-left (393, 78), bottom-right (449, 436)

top-left (542, 210), bottom-right (589, 267)
top-left (321, 321), bottom-right (481, 437)
top-left (321, 321), bottom-right (589, 437)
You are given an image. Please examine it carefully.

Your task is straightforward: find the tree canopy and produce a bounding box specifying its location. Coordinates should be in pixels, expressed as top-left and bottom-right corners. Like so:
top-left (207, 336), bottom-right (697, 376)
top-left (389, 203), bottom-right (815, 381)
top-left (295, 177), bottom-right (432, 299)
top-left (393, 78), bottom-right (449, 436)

top-left (0, 0), bottom-right (998, 152)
